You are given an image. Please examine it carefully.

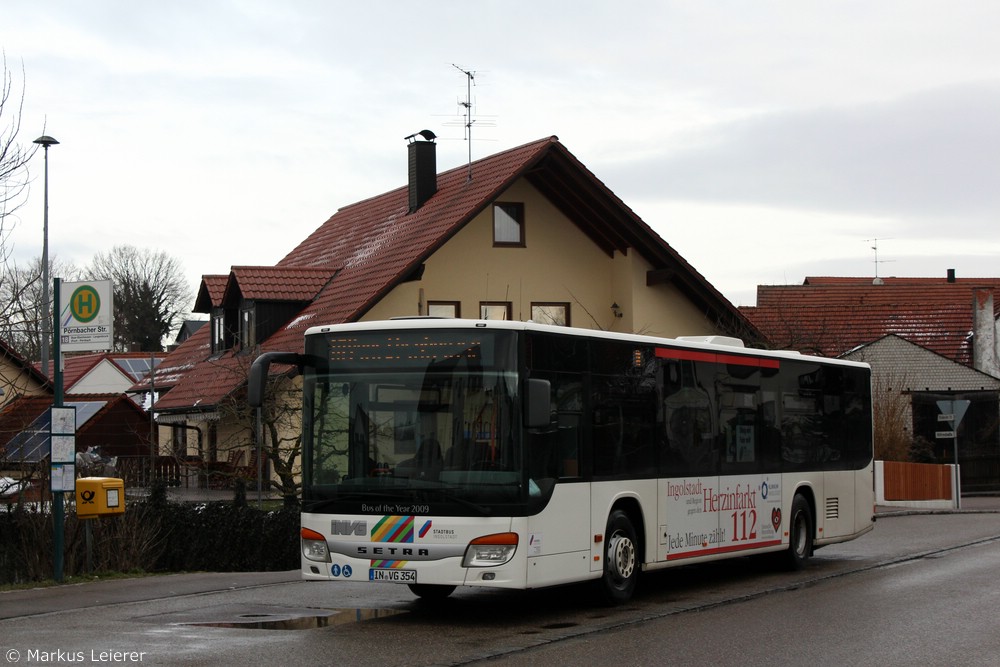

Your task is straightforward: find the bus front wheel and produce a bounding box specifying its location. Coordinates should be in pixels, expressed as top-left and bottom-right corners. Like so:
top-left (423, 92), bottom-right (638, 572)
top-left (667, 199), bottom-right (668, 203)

top-left (785, 494), bottom-right (814, 570)
top-left (599, 509), bottom-right (639, 604)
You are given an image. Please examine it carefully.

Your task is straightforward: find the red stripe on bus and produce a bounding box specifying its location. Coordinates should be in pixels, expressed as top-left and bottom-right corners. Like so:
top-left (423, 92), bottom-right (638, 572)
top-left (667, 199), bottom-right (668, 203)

top-left (655, 348), bottom-right (715, 363)
top-left (665, 539), bottom-right (784, 561)
top-left (655, 347), bottom-right (779, 369)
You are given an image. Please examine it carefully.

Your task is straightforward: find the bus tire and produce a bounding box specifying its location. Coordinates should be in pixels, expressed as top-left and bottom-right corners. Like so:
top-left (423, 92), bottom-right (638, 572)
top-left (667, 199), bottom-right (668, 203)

top-left (599, 509), bottom-right (639, 604)
top-left (408, 584), bottom-right (456, 600)
top-left (785, 494), bottom-right (814, 570)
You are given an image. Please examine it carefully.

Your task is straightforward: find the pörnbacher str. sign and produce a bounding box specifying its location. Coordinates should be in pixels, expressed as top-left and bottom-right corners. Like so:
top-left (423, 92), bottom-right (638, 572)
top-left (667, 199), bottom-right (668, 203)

top-left (59, 280), bottom-right (114, 352)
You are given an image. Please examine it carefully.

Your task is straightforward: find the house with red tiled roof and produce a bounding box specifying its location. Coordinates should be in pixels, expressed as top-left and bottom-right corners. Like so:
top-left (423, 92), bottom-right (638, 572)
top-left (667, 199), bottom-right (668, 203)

top-left (141, 135), bottom-right (762, 493)
top-left (741, 273), bottom-right (1000, 491)
top-left (0, 392), bottom-right (155, 495)
top-left (37, 352), bottom-right (164, 400)
top-left (0, 337), bottom-right (49, 409)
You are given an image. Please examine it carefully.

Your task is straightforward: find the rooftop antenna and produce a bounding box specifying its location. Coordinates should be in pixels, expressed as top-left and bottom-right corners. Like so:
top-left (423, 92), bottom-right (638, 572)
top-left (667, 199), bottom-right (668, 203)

top-left (865, 237), bottom-right (895, 282)
top-left (453, 64), bottom-right (475, 182)
top-left (448, 64), bottom-right (495, 183)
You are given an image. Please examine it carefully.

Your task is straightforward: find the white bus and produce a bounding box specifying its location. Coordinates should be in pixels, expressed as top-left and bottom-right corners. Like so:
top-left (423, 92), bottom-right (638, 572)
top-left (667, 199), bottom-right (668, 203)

top-left (249, 319), bottom-right (874, 603)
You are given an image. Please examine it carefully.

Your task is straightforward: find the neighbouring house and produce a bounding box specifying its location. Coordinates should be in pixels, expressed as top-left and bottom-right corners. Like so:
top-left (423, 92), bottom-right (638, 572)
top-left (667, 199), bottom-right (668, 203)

top-left (0, 338), bottom-right (52, 496)
top-left (170, 320), bottom-right (208, 351)
top-left (742, 273), bottom-right (1000, 491)
top-left (38, 352), bottom-right (164, 402)
top-left (0, 393), bottom-right (156, 496)
top-left (0, 338), bottom-right (50, 410)
top-left (1, 342), bottom-right (164, 495)
top-left (137, 134), bottom-right (763, 495)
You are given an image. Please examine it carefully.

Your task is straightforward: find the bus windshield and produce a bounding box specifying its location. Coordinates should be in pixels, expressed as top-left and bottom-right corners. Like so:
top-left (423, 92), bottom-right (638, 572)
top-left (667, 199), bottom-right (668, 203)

top-left (301, 329), bottom-right (527, 516)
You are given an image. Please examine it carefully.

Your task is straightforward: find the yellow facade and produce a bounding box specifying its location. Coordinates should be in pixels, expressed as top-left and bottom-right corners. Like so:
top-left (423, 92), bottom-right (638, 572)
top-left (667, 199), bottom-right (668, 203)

top-left (365, 179), bottom-right (717, 338)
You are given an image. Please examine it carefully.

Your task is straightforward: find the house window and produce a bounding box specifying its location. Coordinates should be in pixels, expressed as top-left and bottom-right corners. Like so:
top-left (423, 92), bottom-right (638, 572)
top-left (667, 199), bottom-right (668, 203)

top-left (171, 424), bottom-right (187, 458)
top-left (211, 310), bottom-right (226, 354)
top-left (480, 301), bottom-right (512, 321)
top-left (493, 202), bottom-right (525, 246)
top-left (427, 301), bottom-right (461, 318)
top-left (240, 304), bottom-right (255, 350)
top-left (531, 303), bottom-right (570, 327)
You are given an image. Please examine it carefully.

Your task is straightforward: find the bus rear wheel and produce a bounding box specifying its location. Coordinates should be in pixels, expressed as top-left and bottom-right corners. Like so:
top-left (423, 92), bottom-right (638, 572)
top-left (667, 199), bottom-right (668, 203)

top-left (784, 494), bottom-right (814, 570)
top-left (599, 509), bottom-right (639, 604)
top-left (408, 584), bottom-right (456, 600)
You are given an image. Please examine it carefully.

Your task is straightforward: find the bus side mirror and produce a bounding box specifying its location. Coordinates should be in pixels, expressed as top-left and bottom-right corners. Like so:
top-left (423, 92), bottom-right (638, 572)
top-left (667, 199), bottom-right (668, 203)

top-left (524, 378), bottom-right (551, 429)
top-left (248, 352), bottom-right (309, 408)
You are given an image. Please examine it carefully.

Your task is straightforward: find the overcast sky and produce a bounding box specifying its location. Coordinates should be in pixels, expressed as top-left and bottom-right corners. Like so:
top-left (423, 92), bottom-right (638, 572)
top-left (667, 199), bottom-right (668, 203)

top-left (3, 1), bottom-right (998, 312)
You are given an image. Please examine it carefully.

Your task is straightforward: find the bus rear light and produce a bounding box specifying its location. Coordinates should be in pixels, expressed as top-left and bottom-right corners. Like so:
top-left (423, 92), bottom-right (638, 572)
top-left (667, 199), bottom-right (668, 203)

top-left (463, 532), bottom-right (518, 567)
top-left (301, 527), bottom-right (331, 563)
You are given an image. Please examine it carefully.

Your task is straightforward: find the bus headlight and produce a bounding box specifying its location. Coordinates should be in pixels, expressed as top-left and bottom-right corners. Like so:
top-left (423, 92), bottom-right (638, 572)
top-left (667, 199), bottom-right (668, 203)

top-left (462, 532), bottom-right (518, 567)
top-left (301, 527), bottom-right (331, 563)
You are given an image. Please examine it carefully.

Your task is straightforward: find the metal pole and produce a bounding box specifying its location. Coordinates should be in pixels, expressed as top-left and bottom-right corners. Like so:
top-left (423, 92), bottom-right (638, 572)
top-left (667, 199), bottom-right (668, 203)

top-left (52, 278), bottom-right (65, 582)
top-left (32, 136), bottom-right (59, 373)
top-left (256, 407), bottom-right (262, 509)
top-left (41, 145), bottom-right (49, 372)
top-left (953, 433), bottom-right (961, 510)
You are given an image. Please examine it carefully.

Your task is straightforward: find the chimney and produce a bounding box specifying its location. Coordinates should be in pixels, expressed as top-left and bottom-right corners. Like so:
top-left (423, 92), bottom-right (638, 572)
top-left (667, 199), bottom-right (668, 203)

top-left (947, 268), bottom-right (956, 283)
top-left (406, 130), bottom-right (437, 213)
top-left (972, 288), bottom-right (999, 377)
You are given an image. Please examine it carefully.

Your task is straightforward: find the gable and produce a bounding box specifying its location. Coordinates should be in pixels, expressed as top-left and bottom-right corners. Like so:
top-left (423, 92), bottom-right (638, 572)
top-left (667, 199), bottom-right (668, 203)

top-left (843, 335), bottom-right (1000, 392)
top-left (70, 359), bottom-right (134, 394)
top-left (0, 339), bottom-right (50, 408)
top-left (366, 177), bottom-right (720, 338)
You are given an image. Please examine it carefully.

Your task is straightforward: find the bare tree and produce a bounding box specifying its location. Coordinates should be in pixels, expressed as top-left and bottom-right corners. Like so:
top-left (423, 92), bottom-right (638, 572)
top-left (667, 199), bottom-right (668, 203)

top-left (0, 53), bottom-right (34, 245)
top-left (84, 245), bottom-right (191, 352)
top-left (1, 54), bottom-right (41, 352)
top-left (871, 369), bottom-right (913, 462)
top-left (0, 255), bottom-right (78, 361)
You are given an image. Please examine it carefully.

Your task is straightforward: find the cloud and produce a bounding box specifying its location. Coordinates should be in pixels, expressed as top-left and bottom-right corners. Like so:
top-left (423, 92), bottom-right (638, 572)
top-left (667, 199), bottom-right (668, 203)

top-left (605, 82), bottom-right (1000, 229)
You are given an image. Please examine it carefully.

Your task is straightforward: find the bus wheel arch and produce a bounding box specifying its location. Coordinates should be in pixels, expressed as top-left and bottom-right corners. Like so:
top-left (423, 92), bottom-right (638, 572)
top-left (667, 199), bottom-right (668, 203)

top-left (598, 500), bottom-right (644, 604)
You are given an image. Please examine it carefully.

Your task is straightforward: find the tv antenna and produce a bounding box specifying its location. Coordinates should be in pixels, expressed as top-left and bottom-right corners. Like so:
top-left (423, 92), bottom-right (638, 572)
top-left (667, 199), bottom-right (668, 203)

top-left (865, 237), bottom-right (895, 279)
top-left (448, 64), bottom-right (495, 182)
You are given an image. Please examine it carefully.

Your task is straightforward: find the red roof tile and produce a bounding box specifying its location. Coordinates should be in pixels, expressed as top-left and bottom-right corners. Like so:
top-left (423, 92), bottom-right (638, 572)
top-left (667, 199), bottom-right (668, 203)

top-left (193, 275), bottom-right (230, 313)
top-left (222, 266), bottom-right (334, 304)
top-left (743, 277), bottom-right (1000, 365)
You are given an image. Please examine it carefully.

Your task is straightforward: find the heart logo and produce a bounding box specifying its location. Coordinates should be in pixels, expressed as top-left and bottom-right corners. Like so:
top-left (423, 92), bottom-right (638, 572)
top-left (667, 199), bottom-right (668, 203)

top-left (771, 507), bottom-right (782, 532)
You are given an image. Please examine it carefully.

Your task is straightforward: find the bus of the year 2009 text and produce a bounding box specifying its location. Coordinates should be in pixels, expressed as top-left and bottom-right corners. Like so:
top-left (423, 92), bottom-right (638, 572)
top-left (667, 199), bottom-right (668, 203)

top-left (248, 319), bottom-right (875, 603)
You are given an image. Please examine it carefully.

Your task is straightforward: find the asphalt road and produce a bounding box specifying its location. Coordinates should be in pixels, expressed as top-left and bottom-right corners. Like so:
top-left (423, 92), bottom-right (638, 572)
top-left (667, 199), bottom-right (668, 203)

top-left (2, 506), bottom-right (1000, 666)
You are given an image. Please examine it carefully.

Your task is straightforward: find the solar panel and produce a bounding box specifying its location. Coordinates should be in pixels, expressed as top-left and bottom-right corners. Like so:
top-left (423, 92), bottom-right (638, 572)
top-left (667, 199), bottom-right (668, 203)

top-left (2, 400), bottom-right (109, 463)
top-left (117, 357), bottom-right (160, 381)
top-left (4, 412), bottom-right (51, 463)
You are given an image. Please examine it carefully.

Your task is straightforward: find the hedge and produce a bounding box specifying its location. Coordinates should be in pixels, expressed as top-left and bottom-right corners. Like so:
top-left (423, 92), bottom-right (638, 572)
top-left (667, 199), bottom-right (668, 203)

top-left (0, 491), bottom-right (300, 586)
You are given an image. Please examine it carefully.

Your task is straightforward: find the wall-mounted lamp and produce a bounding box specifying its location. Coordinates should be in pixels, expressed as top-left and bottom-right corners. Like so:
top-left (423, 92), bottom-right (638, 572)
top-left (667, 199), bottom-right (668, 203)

top-left (611, 302), bottom-right (623, 318)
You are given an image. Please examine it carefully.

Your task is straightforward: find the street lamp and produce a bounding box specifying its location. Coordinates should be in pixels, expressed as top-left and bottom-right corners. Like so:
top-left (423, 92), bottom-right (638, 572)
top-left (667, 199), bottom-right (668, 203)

top-left (33, 135), bottom-right (59, 374)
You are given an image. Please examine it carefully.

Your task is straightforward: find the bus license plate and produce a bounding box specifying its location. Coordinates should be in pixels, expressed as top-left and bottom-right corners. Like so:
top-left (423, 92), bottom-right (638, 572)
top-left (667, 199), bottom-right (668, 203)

top-left (369, 568), bottom-right (416, 583)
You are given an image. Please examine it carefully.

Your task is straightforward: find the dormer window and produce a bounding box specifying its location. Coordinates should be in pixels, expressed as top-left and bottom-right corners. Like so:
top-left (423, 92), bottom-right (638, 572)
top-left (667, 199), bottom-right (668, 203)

top-left (211, 309), bottom-right (227, 354)
top-left (240, 303), bottom-right (256, 350)
top-left (493, 202), bottom-right (525, 247)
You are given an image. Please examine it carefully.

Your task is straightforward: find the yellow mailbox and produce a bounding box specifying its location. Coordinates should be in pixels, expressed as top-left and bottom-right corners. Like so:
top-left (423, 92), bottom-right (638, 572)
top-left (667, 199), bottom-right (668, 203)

top-left (76, 477), bottom-right (125, 519)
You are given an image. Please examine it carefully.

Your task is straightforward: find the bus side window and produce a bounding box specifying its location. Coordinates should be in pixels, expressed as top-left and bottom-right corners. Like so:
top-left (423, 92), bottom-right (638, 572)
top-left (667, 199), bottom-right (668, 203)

top-left (528, 374), bottom-right (582, 481)
top-left (661, 359), bottom-right (716, 477)
top-left (719, 363), bottom-right (762, 474)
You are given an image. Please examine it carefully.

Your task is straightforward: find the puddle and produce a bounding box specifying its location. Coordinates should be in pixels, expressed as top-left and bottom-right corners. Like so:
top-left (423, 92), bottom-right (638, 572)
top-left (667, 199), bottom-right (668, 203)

top-left (140, 604), bottom-right (406, 631)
